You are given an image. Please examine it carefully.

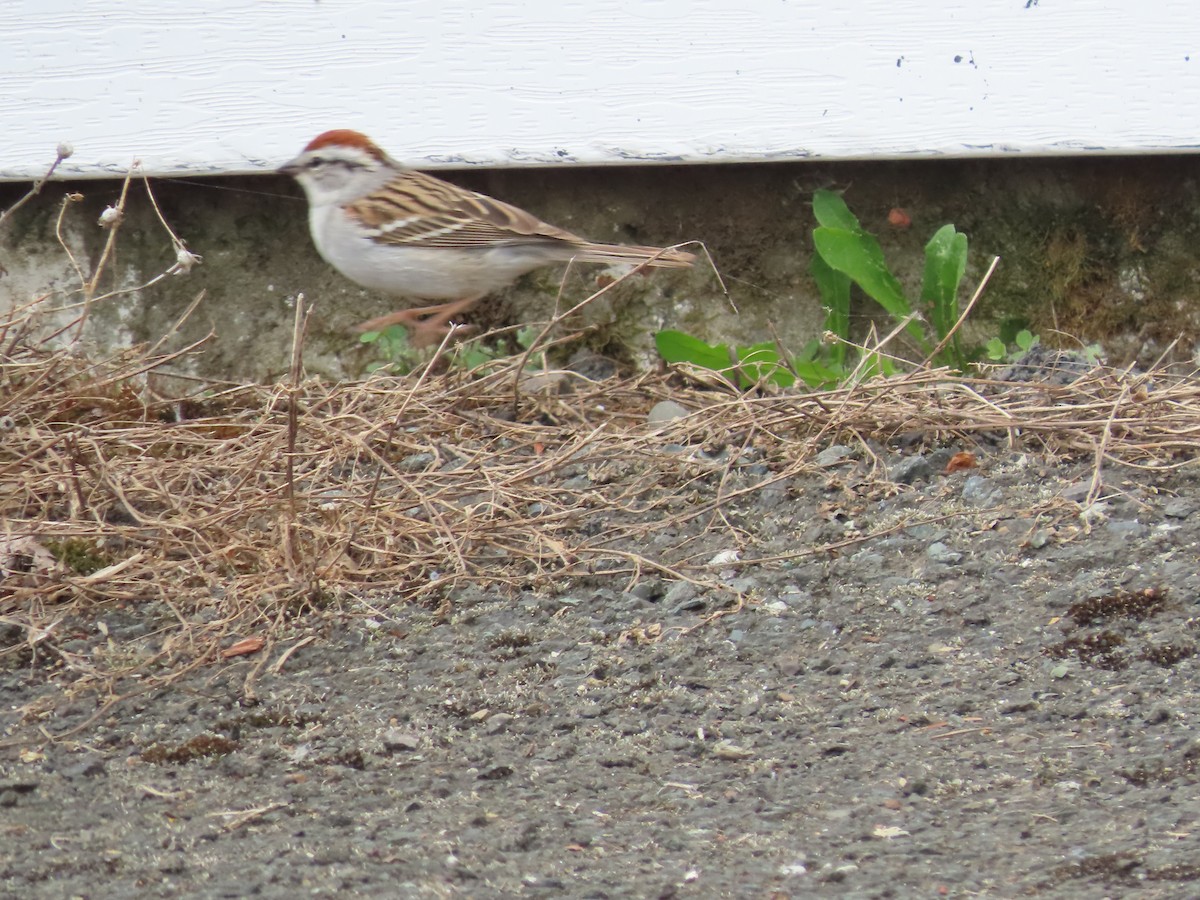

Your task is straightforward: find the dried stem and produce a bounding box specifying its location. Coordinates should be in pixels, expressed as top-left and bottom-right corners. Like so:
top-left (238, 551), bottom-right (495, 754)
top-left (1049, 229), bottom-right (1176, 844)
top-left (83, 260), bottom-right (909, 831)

top-left (0, 144), bottom-right (72, 231)
top-left (83, 169), bottom-right (135, 304)
top-left (283, 293), bottom-right (310, 570)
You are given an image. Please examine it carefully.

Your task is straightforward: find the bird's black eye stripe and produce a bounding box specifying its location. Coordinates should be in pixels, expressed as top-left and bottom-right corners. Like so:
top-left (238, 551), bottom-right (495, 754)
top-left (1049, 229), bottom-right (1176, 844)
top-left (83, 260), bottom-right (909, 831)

top-left (308, 156), bottom-right (364, 171)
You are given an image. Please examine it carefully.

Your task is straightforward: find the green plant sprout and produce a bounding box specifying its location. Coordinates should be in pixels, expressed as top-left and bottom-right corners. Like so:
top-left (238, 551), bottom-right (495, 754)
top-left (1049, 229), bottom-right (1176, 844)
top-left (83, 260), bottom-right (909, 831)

top-left (361, 324), bottom-right (543, 374)
top-left (811, 189), bottom-right (969, 371)
top-left (655, 189), bottom-right (975, 390)
top-left (654, 330), bottom-right (841, 390)
top-left (986, 328), bottom-right (1038, 362)
top-left (360, 325), bottom-right (420, 373)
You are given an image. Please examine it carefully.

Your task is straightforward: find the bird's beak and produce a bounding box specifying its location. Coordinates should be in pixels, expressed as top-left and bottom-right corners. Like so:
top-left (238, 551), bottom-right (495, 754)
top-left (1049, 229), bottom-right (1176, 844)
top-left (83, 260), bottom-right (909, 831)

top-left (278, 156), bottom-right (302, 177)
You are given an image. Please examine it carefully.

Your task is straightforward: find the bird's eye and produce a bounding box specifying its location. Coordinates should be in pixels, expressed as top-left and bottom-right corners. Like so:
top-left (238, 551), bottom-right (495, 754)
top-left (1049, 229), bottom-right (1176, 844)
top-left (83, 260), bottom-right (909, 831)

top-left (306, 158), bottom-right (322, 170)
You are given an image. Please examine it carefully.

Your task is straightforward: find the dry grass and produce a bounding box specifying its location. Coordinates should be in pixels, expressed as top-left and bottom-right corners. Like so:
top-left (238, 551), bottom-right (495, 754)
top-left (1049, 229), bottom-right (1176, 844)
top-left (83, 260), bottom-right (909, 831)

top-left (3, 296), bottom-right (1198, 704)
top-left (2, 160), bottom-right (1198, 731)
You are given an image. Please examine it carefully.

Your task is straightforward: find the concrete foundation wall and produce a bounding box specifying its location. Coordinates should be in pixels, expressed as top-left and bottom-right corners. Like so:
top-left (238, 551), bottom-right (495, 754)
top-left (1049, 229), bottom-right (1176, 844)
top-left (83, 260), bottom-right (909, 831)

top-left (2, 156), bottom-right (1199, 383)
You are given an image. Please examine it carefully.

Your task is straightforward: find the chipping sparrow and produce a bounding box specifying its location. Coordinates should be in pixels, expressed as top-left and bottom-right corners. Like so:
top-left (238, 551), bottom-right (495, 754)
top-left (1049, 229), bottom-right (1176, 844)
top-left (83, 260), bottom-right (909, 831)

top-left (280, 130), bottom-right (695, 346)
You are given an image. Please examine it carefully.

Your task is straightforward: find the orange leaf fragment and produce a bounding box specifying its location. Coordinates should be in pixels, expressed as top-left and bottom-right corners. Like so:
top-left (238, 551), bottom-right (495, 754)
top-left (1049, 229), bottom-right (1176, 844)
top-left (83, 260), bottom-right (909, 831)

top-left (943, 452), bottom-right (977, 474)
top-left (221, 636), bottom-right (265, 658)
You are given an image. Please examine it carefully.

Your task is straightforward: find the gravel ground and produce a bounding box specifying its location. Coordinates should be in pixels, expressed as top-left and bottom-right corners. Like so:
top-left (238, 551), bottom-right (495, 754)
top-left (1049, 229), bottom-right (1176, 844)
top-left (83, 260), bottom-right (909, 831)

top-left (3, 437), bottom-right (1200, 898)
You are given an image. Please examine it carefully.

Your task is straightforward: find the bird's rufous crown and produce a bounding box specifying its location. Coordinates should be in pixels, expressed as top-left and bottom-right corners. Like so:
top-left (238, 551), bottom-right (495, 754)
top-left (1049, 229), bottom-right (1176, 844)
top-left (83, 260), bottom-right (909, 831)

top-left (302, 129), bottom-right (385, 159)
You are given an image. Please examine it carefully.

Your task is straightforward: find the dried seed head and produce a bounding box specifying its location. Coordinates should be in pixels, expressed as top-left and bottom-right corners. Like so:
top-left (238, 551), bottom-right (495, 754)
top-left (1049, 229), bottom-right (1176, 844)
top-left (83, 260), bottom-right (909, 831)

top-left (173, 247), bottom-right (202, 274)
top-left (98, 206), bottom-right (122, 228)
top-left (56, 142), bottom-right (75, 160)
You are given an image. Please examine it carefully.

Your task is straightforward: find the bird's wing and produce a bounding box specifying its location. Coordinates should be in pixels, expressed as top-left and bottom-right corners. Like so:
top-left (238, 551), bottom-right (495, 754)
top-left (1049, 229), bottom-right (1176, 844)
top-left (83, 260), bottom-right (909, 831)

top-left (346, 170), bottom-right (584, 250)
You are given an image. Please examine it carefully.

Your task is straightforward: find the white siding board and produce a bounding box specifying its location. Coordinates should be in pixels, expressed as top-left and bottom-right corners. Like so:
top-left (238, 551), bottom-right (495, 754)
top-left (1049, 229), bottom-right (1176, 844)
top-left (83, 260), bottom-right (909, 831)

top-left (2, 1), bottom-right (1198, 180)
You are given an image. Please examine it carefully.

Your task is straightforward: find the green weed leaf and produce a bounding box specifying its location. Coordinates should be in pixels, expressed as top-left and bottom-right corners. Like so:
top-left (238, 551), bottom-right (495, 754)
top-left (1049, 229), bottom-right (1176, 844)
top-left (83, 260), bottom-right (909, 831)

top-left (792, 360), bottom-right (844, 389)
top-left (813, 226), bottom-right (925, 347)
top-left (812, 189), bottom-right (862, 231)
top-left (922, 225), bottom-right (968, 332)
top-left (810, 252), bottom-right (851, 367)
top-left (655, 330), bottom-right (733, 372)
top-left (921, 223), bottom-right (969, 365)
top-left (656, 331), bottom-right (803, 390)
top-left (736, 342), bottom-right (796, 389)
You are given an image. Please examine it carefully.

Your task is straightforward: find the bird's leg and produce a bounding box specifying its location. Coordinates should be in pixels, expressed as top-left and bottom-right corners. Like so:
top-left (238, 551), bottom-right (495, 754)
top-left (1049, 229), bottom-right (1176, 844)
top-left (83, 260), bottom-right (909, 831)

top-left (352, 295), bottom-right (484, 348)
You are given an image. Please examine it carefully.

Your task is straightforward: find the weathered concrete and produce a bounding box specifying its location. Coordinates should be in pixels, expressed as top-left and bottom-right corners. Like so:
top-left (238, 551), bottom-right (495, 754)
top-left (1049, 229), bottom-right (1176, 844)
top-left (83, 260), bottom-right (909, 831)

top-left (2, 156), bottom-right (1199, 383)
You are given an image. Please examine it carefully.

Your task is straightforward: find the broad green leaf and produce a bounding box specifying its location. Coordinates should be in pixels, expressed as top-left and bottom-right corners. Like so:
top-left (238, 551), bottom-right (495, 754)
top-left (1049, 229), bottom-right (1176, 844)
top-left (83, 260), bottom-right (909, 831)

top-left (813, 227), bottom-right (908, 316)
top-left (794, 338), bottom-right (823, 364)
top-left (810, 252), bottom-right (851, 368)
top-left (654, 330), bottom-right (733, 371)
top-left (812, 190), bottom-right (862, 231)
top-left (793, 361), bottom-right (843, 389)
top-left (813, 226), bottom-right (926, 348)
top-left (736, 342), bottom-right (795, 389)
top-left (921, 224), bottom-right (968, 343)
top-left (657, 332), bottom-right (804, 390)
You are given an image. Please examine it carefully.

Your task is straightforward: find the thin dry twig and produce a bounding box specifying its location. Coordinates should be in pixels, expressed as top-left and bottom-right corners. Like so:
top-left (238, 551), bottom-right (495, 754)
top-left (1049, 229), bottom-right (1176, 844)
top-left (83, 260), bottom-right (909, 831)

top-left (269, 635), bottom-right (317, 675)
top-left (283, 293), bottom-right (310, 569)
top-left (0, 143), bottom-right (72, 231)
top-left (208, 802), bottom-right (288, 832)
top-left (83, 169), bottom-right (135, 305)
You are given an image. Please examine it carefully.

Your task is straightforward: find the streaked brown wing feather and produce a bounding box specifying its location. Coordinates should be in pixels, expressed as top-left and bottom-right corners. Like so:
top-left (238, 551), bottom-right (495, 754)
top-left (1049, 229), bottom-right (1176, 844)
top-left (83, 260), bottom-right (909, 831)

top-left (347, 170), bottom-right (585, 250)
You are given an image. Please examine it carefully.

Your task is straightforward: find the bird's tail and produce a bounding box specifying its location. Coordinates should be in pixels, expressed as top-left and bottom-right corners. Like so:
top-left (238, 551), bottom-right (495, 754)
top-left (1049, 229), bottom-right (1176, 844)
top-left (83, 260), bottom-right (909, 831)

top-left (571, 242), bottom-right (696, 269)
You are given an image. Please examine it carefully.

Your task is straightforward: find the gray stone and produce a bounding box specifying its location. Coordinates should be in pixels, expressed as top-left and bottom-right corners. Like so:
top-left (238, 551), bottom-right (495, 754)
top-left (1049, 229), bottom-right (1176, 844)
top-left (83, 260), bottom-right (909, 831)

top-left (890, 455), bottom-right (932, 485)
top-left (1164, 499), bottom-right (1195, 519)
top-left (962, 476), bottom-right (1000, 506)
top-left (647, 400), bottom-right (690, 424)
top-left (1106, 519), bottom-right (1148, 539)
top-left (926, 542), bottom-right (963, 565)
top-left (816, 445), bottom-right (855, 467)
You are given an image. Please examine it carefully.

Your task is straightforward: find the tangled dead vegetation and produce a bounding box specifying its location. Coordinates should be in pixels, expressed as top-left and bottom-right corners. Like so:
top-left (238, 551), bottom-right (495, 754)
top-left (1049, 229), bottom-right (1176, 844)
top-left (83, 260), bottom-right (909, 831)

top-left (1, 294), bottom-right (1198, 722)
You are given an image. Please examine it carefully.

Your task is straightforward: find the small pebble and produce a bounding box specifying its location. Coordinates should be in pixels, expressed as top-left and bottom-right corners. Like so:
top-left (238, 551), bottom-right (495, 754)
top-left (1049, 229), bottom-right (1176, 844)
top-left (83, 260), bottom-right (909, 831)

top-left (647, 400), bottom-right (690, 424)
top-left (816, 445), bottom-right (855, 467)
